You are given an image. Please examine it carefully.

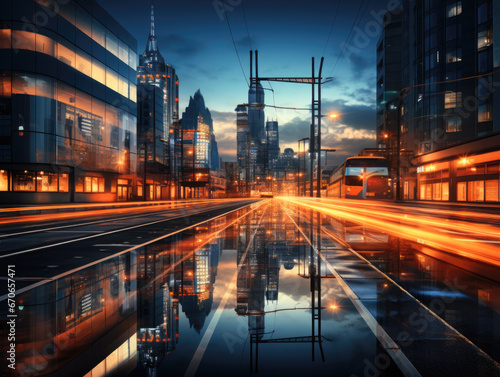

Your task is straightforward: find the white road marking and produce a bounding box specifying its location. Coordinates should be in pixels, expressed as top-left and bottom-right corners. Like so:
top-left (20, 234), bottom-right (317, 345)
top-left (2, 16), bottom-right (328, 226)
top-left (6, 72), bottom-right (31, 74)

top-left (183, 206), bottom-right (269, 377)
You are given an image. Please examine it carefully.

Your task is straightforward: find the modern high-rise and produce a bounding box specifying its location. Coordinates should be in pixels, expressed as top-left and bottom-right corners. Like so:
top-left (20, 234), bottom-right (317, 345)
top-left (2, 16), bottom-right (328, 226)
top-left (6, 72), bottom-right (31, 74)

top-left (137, 83), bottom-right (167, 200)
top-left (377, 0), bottom-right (500, 202)
top-left (180, 90), bottom-right (219, 197)
top-left (0, 0), bottom-right (138, 203)
top-left (266, 120), bottom-right (280, 170)
top-left (137, 5), bottom-right (179, 198)
top-left (236, 104), bottom-right (250, 193)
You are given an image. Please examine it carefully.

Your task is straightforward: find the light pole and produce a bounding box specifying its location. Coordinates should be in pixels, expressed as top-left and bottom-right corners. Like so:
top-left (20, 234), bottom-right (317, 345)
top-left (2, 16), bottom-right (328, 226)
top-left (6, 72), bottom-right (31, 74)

top-left (319, 148), bottom-right (336, 194)
top-left (298, 137), bottom-right (309, 196)
top-left (187, 149), bottom-right (195, 199)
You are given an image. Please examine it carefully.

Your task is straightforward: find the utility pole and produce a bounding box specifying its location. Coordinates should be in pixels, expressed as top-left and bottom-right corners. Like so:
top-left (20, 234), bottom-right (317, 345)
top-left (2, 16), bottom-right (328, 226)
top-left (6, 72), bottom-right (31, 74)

top-left (316, 57), bottom-right (324, 198)
top-left (248, 51), bottom-right (329, 198)
top-left (310, 58), bottom-right (315, 198)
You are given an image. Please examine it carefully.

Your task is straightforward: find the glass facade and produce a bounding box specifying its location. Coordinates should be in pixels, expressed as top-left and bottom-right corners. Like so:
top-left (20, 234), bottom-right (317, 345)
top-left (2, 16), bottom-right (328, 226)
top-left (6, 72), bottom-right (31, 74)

top-left (0, 0), bottom-right (138, 203)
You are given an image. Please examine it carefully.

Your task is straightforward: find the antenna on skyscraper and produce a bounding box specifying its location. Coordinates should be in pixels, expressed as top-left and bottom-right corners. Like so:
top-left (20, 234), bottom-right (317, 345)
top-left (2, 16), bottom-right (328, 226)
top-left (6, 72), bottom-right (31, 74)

top-left (250, 50), bottom-right (253, 85)
top-left (255, 50), bottom-right (259, 82)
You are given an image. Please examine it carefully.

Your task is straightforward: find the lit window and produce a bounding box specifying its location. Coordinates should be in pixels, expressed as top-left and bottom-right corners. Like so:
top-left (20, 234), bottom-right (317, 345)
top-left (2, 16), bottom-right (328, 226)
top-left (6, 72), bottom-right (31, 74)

top-left (76, 49), bottom-right (92, 77)
top-left (92, 58), bottom-right (106, 84)
top-left (106, 33), bottom-right (119, 56)
top-left (0, 29), bottom-right (11, 49)
top-left (0, 170), bottom-right (8, 191)
top-left (468, 180), bottom-right (484, 202)
top-left (446, 2), bottom-right (462, 17)
top-left (12, 30), bottom-right (36, 51)
top-left (446, 48), bottom-right (462, 63)
top-left (57, 39), bottom-right (76, 68)
top-left (478, 30), bottom-right (492, 50)
top-left (13, 171), bottom-right (36, 192)
top-left (37, 171), bottom-right (58, 192)
top-left (457, 182), bottom-right (466, 201)
top-left (118, 76), bottom-right (128, 98)
top-left (446, 116), bottom-right (462, 132)
top-left (59, 173), bottom-right (69, 192)
top-left (75, 177), bottom-right (84, 192)
top-left (478, 104), bottom-right (492, 122)
top-left (485, 180), bottom-right (498, 202)
top-left (85, 176), bottom-right (92, 192)
top-left (106, 69), bottom-right (118, 92)
top-left (444, 91), bottom-right (462, 109)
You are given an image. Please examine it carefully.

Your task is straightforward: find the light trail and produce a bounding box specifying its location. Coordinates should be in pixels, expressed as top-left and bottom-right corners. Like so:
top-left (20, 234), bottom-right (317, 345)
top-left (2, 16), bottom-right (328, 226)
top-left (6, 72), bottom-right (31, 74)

top-left (0, 200), bottom-right (257, 259)
top-left (281, 197), bottom-right (500, 267)
top-left (0, 198), bottom-right (250, 227)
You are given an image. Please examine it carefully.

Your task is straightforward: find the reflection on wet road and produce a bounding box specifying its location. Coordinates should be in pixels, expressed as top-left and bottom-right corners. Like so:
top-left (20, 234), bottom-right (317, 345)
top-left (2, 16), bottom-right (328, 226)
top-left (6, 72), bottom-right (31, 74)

top-left (2, 199), bottom-right (499, 377)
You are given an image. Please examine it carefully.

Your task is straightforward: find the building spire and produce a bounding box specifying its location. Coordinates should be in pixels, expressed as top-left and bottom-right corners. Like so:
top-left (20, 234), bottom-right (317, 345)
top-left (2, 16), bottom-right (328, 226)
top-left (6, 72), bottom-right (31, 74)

top-left (143, 2), bottom-right (164, 64)
top-left (150, 4), bottom-right (155, 37)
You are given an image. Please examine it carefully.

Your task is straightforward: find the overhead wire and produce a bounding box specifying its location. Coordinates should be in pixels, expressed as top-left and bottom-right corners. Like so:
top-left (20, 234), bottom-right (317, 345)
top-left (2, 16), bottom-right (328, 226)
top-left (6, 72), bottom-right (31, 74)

top-left (321, 0), bottom-right (342, 58)
top-left (241, 0), bottom-right (253, 51)
top-left (331, 0), bottom-right (372, 77)
top-left (327, 0), bottom-right (370, 77)
top-left (221, 0), bottom-right (249, 87)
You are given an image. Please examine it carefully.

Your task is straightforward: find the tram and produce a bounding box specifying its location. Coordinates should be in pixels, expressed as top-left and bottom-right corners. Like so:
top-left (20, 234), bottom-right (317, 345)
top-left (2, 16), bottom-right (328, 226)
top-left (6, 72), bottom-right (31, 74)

top-left (327, 156), bottom-right (390, 199)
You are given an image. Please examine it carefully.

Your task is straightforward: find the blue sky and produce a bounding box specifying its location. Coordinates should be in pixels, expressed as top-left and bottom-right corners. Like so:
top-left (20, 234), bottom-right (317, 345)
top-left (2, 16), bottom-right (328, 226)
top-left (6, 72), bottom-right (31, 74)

top-left (101, 0), bottom-right (398, 164)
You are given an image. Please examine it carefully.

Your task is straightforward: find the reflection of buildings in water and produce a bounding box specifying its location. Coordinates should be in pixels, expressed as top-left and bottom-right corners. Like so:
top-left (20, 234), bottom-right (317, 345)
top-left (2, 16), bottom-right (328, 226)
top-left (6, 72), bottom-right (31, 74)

top-left (136, 237), bottom-right (180, 376)
top-left (2, 252), bottom-right (138, 377)
top-left (177, 239), bottom-right (221, 333)
top-left (236, 207), bottom-right (301, 338)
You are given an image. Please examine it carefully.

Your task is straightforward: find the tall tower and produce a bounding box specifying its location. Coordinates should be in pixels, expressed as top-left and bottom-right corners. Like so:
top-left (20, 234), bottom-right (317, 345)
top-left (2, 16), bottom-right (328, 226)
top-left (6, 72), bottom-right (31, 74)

top-left (137, 5), bottom-right (180, 197)
top-left (247, 82), bottom-right (265, 145)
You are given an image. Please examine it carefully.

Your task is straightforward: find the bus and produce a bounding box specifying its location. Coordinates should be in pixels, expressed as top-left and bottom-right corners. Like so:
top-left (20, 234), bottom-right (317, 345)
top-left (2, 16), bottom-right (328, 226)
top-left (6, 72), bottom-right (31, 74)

top-left (327, 156), bottom-right (390, 199)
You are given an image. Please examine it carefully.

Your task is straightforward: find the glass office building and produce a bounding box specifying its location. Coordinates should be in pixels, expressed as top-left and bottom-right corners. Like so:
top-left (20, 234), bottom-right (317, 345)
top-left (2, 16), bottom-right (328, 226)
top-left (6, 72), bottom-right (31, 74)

top-left (0, 0), bottom-right (138, 203)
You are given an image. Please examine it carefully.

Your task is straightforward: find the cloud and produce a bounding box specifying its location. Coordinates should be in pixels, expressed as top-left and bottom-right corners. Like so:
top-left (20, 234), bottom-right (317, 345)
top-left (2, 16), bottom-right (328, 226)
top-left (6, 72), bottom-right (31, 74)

top-left (345, 87), bottom-right (376, 105)
top-left (235, 36), bottom-right (257, 49)
top-left (211, 110), bottom-right (237, 161)
top-left (157, 34), bottom-right (204, 57)
top-left (278, 99), bottom-right (376, 166)
top-left (349, 53), bottom-right (372, 74)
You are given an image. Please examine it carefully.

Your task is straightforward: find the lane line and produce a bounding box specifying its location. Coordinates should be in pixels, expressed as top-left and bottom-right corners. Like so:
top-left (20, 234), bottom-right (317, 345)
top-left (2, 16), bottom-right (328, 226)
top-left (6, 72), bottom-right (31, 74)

top-left (284, 207), bottom-right (423, 377)
top-left (286, 202), bottom-right (500, 373)
top-left (183, 205), bottom-right (269, 377)
top-left (0, 202), bottom-right (244, 259)
top-left (0, 200), bottom-right (264, 302)
top-left (0, 202), bottom-right (211, 238)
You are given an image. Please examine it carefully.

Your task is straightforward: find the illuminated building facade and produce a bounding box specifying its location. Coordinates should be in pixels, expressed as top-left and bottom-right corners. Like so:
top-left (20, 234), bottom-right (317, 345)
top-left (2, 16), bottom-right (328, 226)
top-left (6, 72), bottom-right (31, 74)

top-left (0, 0), bottom-right (138, 203)
top-left (377, 0), bottom-right (500, 202)
top-left (180, 90), bottom-right (219, 198)
top-left (266, 120), bottom-right (280, 170)
top-left (137, 5), bottom-right (179, 199)
top-left (236, 104), bottom-right (250, 193)
top-left (137, 83), bottom-right (167, 200)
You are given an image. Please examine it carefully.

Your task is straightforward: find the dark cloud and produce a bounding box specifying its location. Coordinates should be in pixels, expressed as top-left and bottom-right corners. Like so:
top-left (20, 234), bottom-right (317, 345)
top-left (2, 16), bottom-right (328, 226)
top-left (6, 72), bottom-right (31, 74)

top-left (278, 99), bottom-right (376, 165)
top-left (235, 36), bottom-right (258, 49)
top-left (157, 34), bottom-right (204, 57)
top-left (322, 99), bottom-right (376, 130)
top-left (345, 88), bottom-right (376, 104)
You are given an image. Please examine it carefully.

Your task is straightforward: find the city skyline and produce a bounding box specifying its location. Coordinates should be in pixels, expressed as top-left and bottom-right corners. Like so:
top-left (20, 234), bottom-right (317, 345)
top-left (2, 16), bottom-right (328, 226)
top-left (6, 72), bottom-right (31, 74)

top-left (101, 0), bottom-right (389, 163)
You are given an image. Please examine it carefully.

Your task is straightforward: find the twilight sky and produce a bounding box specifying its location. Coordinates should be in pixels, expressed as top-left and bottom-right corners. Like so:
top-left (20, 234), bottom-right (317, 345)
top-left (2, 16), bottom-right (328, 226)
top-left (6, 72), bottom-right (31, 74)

top-left (101, 0), bottom-right (396, 164)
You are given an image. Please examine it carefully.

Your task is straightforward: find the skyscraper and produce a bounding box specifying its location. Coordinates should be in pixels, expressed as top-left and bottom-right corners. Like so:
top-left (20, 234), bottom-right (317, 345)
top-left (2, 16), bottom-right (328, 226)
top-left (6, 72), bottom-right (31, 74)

top-left (181, 90), bottom-right (219, 172)
top-left (266, 120), bottom-right (280, 170)
top-left (378, 0), bottom-right (500, 202)
top-left (248, 82), bottom-right (265, 144)
top-left (137, 5), bottom-right (179, 198)
top-left (236, 104), bottom-right (250, 193)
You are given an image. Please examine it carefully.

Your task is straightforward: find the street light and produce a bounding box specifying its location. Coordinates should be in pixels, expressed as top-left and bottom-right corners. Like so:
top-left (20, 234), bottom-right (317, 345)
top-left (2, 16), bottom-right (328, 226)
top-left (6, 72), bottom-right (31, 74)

top-left (298, 137), bottom-right (309, 196)
top-left (187, 149), bottom-right (195, 198)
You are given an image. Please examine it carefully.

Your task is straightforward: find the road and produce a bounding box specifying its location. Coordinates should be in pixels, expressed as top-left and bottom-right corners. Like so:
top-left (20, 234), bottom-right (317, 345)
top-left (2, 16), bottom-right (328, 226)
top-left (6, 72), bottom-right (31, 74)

top-left (0, 198), bottom-right (499, 377)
